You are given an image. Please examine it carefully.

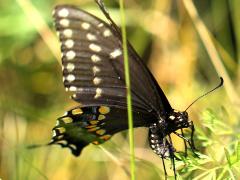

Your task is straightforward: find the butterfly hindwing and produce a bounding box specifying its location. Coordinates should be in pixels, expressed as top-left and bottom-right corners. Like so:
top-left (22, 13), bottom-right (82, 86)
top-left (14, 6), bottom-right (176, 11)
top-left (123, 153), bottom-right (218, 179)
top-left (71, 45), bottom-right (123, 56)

top-left (50, 106), bottom-right (155, 156)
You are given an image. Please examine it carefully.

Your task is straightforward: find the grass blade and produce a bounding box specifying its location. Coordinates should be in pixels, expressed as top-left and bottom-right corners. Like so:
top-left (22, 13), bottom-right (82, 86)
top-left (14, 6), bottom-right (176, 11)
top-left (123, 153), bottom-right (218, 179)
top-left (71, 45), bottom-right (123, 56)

top-left (119, 0), bottom-right (135, 179)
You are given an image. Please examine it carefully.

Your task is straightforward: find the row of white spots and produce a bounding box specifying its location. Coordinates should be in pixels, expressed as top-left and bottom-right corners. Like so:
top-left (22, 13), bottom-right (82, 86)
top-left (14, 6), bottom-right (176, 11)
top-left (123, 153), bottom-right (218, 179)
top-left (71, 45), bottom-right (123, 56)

top-left (56, 8), bottom-right (112, 100)
top-left (61, 23), bottom-right (110, 40)
top-left (89, 12), bottom-right (103, 99)
top-left (66, 87), bottom-right (103, 99)
top-left (89, 25), bottom-right (117, 98)
top-left (57, 8), bottom-right (90, 27)
top-left (58, 10), bottom-right (75, 85)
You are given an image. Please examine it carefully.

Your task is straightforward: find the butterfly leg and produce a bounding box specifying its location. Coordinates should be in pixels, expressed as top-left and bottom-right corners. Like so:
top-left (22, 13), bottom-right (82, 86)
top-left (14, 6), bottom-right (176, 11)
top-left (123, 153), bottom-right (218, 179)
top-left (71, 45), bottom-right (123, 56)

top-left (190, 123), bottom-right (196, 149)
top-left (173, 131), bottom-right (191, 145)
top-left (190, 123), bottom-right (200, 158)
top-left (167, 135), bottom-right (177, 180)
top-left (180, 128), bottom-right (188, 156)
top-left (161, 156), bottom-right (168, 180)
top-left (173, 131), bottom-right (199, 157)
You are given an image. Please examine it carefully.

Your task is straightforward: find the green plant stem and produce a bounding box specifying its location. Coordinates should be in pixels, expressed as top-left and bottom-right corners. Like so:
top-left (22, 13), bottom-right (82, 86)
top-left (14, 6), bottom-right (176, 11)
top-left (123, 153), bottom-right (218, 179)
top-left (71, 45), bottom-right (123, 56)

top-left (14, 114), bottom-right (19, 180)
top-left (119, 0), bottom-right (135, 180)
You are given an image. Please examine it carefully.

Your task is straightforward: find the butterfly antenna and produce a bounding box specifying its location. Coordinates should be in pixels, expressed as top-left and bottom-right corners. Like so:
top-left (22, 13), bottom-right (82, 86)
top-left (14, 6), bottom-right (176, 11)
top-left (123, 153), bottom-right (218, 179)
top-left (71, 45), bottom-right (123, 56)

top-left (95, 0), bottom-right (122, 36)
top-left (185, 77), bottom-right (224, 111)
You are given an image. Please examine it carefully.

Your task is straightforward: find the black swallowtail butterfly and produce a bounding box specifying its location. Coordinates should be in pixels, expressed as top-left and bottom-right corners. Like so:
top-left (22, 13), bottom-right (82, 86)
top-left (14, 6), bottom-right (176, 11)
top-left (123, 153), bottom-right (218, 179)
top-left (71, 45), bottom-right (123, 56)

top-left (49, 0), bottom-right (223, 178)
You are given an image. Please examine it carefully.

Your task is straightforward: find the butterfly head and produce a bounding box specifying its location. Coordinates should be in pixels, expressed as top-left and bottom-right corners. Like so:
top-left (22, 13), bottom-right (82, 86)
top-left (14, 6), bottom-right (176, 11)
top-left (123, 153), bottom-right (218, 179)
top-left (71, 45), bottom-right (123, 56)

top-left (166, 110), bottom-right (191, 132)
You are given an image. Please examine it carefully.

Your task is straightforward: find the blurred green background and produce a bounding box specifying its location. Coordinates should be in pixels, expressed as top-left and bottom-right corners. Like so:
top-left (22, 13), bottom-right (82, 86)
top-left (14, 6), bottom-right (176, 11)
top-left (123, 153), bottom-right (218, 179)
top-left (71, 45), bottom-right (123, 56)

top-left (0, 0), bottom-right (239, 179)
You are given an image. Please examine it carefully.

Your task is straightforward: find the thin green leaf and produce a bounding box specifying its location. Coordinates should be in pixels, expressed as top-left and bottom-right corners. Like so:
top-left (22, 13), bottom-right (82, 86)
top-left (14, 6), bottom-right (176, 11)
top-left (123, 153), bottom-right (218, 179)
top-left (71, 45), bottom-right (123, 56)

top-left (237, 141), bottom-right (240, 161)
top-left (225, 148), bottom-right (232, 166)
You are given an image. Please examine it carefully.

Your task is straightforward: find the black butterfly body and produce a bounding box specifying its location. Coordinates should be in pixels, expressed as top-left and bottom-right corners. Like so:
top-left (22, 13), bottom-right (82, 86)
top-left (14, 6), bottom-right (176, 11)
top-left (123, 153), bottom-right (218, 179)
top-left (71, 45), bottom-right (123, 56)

top-left (51, 1), bottom-right (197, 178)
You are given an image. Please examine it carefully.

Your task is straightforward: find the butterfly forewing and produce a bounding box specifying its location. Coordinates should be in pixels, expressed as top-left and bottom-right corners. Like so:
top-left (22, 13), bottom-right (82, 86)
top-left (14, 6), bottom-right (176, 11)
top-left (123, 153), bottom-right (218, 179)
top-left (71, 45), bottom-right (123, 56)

top-left (53, 5), bottom-right (168, 113)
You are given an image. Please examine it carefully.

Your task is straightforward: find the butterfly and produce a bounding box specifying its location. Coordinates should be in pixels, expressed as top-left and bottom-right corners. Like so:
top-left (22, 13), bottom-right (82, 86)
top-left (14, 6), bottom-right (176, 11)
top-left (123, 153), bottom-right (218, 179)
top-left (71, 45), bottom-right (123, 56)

top-left (50, 0), bottom-right (223, 178)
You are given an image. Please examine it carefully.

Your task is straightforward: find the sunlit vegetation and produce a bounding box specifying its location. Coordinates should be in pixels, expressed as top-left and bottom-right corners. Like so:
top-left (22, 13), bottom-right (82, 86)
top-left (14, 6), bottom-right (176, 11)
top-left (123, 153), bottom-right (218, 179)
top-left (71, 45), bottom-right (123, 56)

top-left (0, 0), bottom-right (239, 179)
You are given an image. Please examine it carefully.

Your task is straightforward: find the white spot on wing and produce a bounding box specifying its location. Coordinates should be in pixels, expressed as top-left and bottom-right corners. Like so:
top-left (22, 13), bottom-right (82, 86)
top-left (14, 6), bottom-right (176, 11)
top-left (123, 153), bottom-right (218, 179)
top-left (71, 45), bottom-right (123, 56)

top-left (52, 130), bottom-right (56, 137)
top-left (103, 29), bottom-right (111, 37)
top-left (94, 88), bottom-right (102, 99)
top-left (55, 120), bottom-right (60, 126)
top-left (98, 23), bottom-right (104, 27)
top-left (69, 86), bottom-right (77, 91)
top-left (92, 66), bottom-right (100, 75)
top-left (91, 54), bottom-right (101, 62)
top-left (59, 19), bottom-right (70, 27)
top-left (63, 29), bottom-right (73, 38)
top-left (89, 44), bottom-right (101, 52)
top-left (81, 22), bottom-right (90, 29)
top-left (110, 49), bottom-right (122, 59)
top-left (69, 144), bottom-right (77, 150)
top-left (66, 63), bottom-right (75, 72)
top-left (87, 33), bottom-right (97, 41)
top-left (58, 8), bottom-right (69, 17)
top-left (66, 74), bottom-right (75, 82)
top-left (64, 39), bottom-right (74, 48)
top-left (93, 77), bottom-right (102, 85)
top-left (58, 140), bottom-right (68, 145)
top-left (66, 50), bottom-right (76, 60)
